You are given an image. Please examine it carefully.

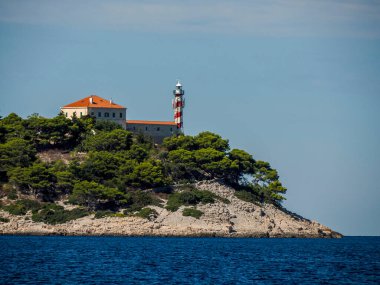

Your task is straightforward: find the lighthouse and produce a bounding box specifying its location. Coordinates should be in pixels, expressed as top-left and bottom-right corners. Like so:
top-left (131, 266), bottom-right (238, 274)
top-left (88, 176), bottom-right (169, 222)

top-left (172, 80), bottom-right (185, 130)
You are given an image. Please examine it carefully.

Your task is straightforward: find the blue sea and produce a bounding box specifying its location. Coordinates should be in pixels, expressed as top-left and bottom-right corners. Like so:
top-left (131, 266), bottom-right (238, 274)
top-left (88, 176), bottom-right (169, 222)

top-left (0, 236), bottom-right (379, 284)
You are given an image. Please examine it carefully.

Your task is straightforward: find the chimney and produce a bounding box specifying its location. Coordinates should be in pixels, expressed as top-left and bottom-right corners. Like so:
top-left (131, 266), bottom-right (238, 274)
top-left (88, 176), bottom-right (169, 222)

top-left (110, 98), bottom-right (113, 104)
top-left (89, 96), bottom-right (93, 104)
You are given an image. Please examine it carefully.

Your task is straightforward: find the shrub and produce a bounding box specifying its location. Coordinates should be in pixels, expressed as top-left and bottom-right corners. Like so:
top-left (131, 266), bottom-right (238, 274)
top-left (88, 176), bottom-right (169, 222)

top-left (217, 196), bottom-right (231, 204)
top-left (69, 181), bottom-right (126, 210)
top-left (94, 210), bottom-right (114, 219)
top-left (32, 204), bottom-right (88, 224)
top-left (135, 207), bottom-right (158, 220)
top-left (182, 208), bottom-right (203, 219)
top-left (111, 213), bottom-right (126, 218)
top-left (7, 189), bottom-right (18, 200)
top-left (234, 190), bottom-right (258, 204)
top-left (0, 216), bottom-right (10, 223)
top-left (3, 199), bottom-right (41, 215)
top-left (165, 189), bottom-right (216, 212)
top-left (127, 191), bottom-right (163, 211)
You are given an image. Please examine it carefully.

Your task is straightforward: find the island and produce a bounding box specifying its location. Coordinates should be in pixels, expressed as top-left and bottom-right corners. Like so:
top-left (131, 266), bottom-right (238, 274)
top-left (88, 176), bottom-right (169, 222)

top-left (0, 113), bottom-right (342, 238)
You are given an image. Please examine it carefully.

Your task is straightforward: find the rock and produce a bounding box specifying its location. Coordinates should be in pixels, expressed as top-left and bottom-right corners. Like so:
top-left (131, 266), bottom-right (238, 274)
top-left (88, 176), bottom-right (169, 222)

top-left (0, 181), bottom-right (343, 238)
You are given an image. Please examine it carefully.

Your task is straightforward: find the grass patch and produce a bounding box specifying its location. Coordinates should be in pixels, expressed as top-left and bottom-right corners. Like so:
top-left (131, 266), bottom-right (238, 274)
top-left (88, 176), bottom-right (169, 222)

top-left (0, 216), bottom-right (10, 223)
top-left (182, 208), bottom-right (203, 219)
top-left (134, 207), bottom-right (158, 220)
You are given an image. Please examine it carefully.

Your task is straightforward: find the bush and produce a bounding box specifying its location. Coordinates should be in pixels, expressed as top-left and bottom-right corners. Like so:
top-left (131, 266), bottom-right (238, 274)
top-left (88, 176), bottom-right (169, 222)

top-left (165, 189), bottom-right (216, 212)
top-left (217, 196), bottom-right (231, 204)
top-left (0, 216), bottom-right (10, 223)
top-left (69, 181), bottom-right (127, 210)
top-left (3, 199), bottom-right (41, 215)
top-left (182, 208), bottom-right (203, 219)
top-left (127, 191), bottom-right (163, 211)
top-left (7, 189), bottom-right (18, 200)
top-left (32, 204), bottom-right (89, 224)
top-left (94, 210), bottom-right (114, 219)
top-left (111, 212), bottom-right (126, 218)
top-left (234, 190), bottom-right (258, 204)
top-left (134, 207), bottom-right (158, 220)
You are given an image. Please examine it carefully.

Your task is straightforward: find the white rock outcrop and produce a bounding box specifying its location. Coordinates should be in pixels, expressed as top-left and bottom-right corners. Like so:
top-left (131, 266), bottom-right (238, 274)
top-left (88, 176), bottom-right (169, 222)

top-left (0, 181), bottom-right (342, 238)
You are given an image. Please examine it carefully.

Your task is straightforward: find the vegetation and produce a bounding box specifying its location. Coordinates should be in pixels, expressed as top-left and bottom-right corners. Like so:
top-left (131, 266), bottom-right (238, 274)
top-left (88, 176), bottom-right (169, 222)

top-left (0, 216), bottom-right (10, 223)
top-left (165, 188), bottom-right (217, 211)
top-left (1, 199), bottom-right (41, 215)
top-left (0, 198), bottom-right (89, 224)
top-left (31, 204), bottom-right (89, 225)
top-left (0, 112), bottom-right (288, 223)
top-left (182, 208), bottom-right (203, 219)
top-left (94, 210), bottom-right (114, 219)
top-left (134, 207), bottom-right (158, 220)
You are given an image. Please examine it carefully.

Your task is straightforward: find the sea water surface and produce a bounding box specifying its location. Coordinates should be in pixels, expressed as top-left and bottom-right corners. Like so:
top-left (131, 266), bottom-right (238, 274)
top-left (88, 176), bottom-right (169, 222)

top-left (0, 236), bottom-right (379, 284)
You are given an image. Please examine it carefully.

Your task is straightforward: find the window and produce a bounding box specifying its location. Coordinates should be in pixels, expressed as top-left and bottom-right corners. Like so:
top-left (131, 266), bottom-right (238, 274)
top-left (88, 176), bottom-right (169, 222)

top-left (91, 112), bottom-right (94, 116)
top-left (105, 112), bottom-right (109, 117)
top-left (80, 112), bottom-right (82, 117)
top-left (133, 127), bottom-right (136, 130)
top-left (98, 112), bottom-right (101, 117)
top-left (65, 112), bottom-right (68, 117)
top-left (157, 127), bottom-right (160, 131)
top-left (145, 127), bottom-right (148, 131)
top-left (170, 127), bottom-right (172, 131)
top-left (112, 113), bottom-right (115, 118)
top-left (119, 113), bottom-right (123, 118)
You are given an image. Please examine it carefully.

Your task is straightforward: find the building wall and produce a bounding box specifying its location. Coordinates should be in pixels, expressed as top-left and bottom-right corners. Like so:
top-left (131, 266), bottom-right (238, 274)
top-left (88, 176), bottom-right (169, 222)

top-left (126, 123), bottom-right (180, 143)
top-left (88, 107), bottom-right (127, 129)
top-left (61, 107), bottom-right (127, 129)
top-left (61, 107), bottom-right (88, 119)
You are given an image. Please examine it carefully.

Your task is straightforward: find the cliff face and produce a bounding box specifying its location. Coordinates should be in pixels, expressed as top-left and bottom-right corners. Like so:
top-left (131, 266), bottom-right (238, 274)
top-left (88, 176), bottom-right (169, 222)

top-left (0, 181), bottom-right (342, 238)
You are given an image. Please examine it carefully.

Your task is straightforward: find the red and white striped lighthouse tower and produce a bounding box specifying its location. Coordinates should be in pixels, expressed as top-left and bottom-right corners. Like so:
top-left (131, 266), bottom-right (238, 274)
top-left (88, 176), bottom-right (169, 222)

top-left (172, 80), bottom-right (185, 130)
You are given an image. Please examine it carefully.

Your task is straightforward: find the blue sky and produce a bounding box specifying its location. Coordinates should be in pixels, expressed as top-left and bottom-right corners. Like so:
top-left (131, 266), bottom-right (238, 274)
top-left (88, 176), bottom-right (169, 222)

top-left (0, 0), bottom-right (379, 235)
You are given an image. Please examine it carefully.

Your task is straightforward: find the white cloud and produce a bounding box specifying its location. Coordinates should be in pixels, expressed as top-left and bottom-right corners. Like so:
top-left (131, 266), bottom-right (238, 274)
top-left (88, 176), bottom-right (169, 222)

top-left (0, 0), bottom-right (379, 37)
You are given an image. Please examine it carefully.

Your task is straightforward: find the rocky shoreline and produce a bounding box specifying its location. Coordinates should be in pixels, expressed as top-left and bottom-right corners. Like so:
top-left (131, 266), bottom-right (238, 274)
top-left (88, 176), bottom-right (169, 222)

top-left (0, 181), bottom-right (342, 238)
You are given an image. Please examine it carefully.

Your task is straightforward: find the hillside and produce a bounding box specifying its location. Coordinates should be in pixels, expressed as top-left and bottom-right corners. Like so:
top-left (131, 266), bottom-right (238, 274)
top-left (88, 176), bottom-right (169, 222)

top-left (0, 113), bottom-right (341, 237)
top-left (0, 181), bottom-right (341, 238)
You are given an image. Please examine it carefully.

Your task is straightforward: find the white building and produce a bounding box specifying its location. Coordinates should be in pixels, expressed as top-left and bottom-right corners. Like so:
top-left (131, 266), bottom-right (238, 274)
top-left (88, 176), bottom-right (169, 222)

top-left (60, 95), bottom-right (127, 129)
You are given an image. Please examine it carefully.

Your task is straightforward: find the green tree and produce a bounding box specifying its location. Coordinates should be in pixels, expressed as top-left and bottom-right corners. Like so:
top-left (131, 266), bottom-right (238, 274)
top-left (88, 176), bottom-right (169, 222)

top-left (168, 149), bottom-right (196, 166)
top-left (67, 115), bottom-right (95, 147)
top-left (0, 113), bottom-right (24, 141)
top-left (81, 129), bottom-right (133, 152)
top-left (194, 131), bottom-right (229, 152)
top-left (253, 160), bottom-right (279, 186)
top-left (69, 180), bottom-right (126, 210)
top-left (55, 171), bottom-right (76, 194)
top-left (80, 151), bottom-right (123, 182)
top-left (94, 120), bottom-right (122, 132)
top-left (23, 113), bottom-right (75, 149)
top-left (227, 149), bottom-right (255, 184)
top-left (126, 160), bottom-right (166, 188)
top-left (163, 135), bottom-right (197, 151)
top-left (250, 160), bottom-right (287, 204)
top-left (8, 163), bottom-right (56, 200)
top-left (0, 138), bottom-right (36, 173)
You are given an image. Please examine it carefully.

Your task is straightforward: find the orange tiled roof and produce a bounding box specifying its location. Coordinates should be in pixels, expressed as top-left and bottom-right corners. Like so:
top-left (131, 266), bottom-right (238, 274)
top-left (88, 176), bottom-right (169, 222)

top-left (127, 120), bottom-right (176, 126)
top-left (62, 95), bottom-right (125, 109)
